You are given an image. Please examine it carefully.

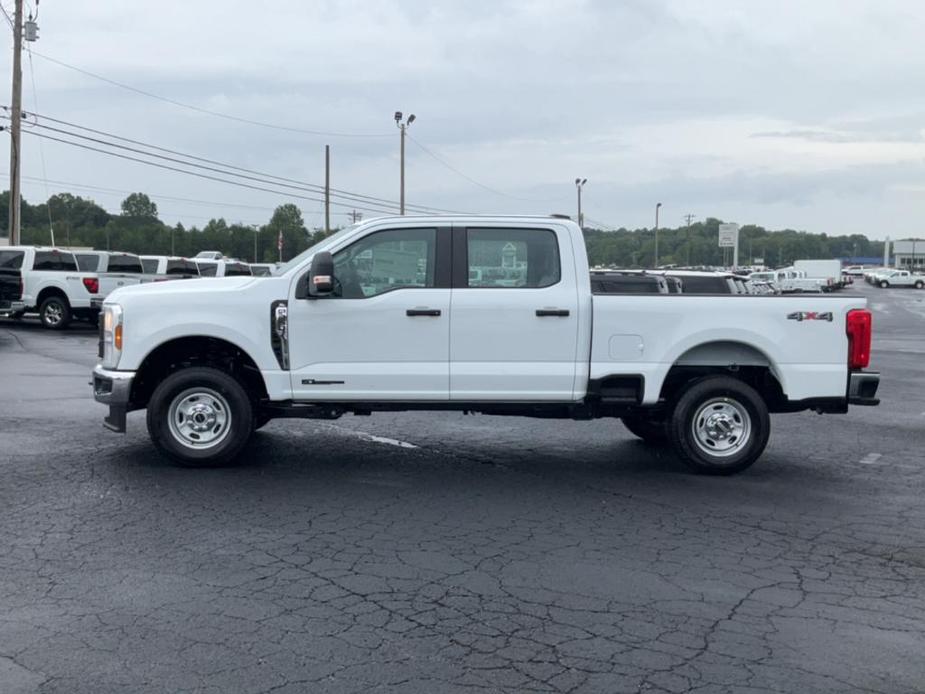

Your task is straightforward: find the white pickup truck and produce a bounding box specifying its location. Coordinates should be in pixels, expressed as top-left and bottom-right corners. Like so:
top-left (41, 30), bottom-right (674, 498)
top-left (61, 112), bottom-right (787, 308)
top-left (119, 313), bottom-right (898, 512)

top-left (3, 246), bottom-right (103, 328)
top-left (874, 269), bottom-right (925, 289)
top-left (92, 216), bottom-right (880, 475)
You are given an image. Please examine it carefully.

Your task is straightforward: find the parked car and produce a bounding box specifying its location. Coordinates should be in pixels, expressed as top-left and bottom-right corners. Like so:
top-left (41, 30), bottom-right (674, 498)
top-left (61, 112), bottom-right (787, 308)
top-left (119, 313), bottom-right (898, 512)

top-left (0, 248), bottom-right (25, 316)
top-left (140, 255), bottom-right (201, 280)
top-left (3, 246), bottom-right (101, 328)
top-left (590, 271), bottom-right (669, 294)
top-left (196, 259), bottom-right (253, 277)
top-left (874, 270), bottom-right (925, 289)
top-left (74, 251), bottom-right (147, 308)
top-left (663, 270), bottom-right (739, 294)
top-left (843, 265), bottom-right (866, 277)
top-left (748, 269), bottom-right (825, 293)
top-left (92, 215), bottom-right (879, 476)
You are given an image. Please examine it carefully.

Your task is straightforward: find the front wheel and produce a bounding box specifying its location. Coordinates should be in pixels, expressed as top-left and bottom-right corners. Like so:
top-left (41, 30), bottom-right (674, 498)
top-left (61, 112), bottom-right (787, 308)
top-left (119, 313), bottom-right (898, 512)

top-left (146, 367), bottom-right (254, 467)
top-left (39, 295), bottom-right (72, 329)
top-left (915, 281), bottom-right (924, 289)
top-left (667, 376), bottom-right (770, 475)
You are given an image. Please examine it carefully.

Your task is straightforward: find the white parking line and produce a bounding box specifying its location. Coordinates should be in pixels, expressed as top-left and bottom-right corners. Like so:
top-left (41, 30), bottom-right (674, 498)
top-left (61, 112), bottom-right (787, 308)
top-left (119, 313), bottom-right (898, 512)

top-left (858, 453), bottom-right (883, 465)
top-left (324, 423), bottom-right (419, 449)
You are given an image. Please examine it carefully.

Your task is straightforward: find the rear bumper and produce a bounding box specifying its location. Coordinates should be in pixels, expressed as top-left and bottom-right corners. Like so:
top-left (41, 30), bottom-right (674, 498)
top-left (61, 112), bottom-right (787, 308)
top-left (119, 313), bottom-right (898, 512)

top-left (848, 370), bottom-right (880, 406)
top-left (90, 298), bottom-right (104, 309)
top-left (92, 364), bottom-right (136, 432)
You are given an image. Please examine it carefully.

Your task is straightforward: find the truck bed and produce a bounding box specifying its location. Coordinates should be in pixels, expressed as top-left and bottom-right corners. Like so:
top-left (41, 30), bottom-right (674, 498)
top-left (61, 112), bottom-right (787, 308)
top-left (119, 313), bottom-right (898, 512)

top-left (590, 293), bottom-right (868, 405)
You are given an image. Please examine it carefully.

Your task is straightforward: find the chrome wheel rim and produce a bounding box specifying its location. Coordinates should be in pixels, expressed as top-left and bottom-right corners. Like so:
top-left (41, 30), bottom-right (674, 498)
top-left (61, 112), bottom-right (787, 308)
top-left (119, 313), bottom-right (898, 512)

top-left (167, 387), bottom-right (232, 450)
top-left (44, 302), bottom-right (63, 325)
top-left (691, 397), bottom-right (751, 458)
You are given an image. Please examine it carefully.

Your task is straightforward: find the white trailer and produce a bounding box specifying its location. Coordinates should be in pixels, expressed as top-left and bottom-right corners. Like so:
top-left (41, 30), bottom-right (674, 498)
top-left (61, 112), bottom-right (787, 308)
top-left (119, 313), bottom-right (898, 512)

top-left (794, 260), bottom-right (844, 290)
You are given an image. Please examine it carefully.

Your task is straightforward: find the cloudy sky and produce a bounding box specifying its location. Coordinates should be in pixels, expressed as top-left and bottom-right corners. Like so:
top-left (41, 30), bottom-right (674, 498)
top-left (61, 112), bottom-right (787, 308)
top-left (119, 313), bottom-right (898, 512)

top-left (2, 0), bottom-right (924, 238)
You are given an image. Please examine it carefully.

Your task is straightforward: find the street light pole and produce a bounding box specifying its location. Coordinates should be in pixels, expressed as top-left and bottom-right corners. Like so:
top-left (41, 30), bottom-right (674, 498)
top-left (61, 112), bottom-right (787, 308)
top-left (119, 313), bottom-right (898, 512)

top-left (654, 202), bottom-right (662, 268)
top-left (395, 112), bottom-right (416, 214)
top-left (575, 178), bottom-right (587, 229)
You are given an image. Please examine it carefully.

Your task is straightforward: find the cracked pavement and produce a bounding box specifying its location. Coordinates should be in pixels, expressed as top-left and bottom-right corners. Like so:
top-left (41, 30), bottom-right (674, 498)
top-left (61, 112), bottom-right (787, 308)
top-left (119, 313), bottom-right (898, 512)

top-left (1, 282), bottom-right (924, 693)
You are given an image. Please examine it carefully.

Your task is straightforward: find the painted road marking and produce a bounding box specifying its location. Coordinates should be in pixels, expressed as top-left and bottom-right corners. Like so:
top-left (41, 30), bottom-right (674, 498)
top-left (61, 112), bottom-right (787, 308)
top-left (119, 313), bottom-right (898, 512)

top-left (859, 453), bottom-right (883, 465)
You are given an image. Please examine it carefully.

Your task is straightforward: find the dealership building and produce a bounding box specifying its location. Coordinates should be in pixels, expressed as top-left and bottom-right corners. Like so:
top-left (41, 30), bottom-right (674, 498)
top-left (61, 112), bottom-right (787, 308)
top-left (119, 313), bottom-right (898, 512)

top-left (892, 239), bottom-right (925, 269)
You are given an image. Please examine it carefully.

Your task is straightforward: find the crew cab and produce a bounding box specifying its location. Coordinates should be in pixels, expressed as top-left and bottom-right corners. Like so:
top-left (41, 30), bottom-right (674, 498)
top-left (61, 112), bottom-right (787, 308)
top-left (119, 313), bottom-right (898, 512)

top-left (195, 259), bottom-right (253, 278)
top-left (4, 246), bottom-right (102, 328)
top-left (92, 216), bottom-right (880, 475)
top-left (874, 269), bottom-right (925, 289)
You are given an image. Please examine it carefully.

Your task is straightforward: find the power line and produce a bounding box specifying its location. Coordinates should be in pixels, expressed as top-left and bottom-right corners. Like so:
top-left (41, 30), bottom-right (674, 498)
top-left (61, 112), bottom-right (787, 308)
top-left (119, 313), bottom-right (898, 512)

top-left (19, 128), bottom-right (410, 216)
top-left (12, 109), bottom-right (465, 214)
top-left (407, 133), bottom-right (571, 204)
top-left (29, 50), bottom-right (392, 139)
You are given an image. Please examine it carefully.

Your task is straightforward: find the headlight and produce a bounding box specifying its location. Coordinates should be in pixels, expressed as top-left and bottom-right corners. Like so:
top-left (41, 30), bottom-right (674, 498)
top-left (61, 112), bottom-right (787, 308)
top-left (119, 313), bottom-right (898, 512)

top-left (101, 304), bottom-right (123, 368)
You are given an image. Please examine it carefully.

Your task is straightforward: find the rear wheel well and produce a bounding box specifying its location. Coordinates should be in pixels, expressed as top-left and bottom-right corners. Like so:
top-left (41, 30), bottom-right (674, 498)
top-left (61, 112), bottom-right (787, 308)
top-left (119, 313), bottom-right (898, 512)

top-left (36, 287), bottom-right (69, 308)
top-left (131, 336), bottom-right (268, 409)
top-left (659, 365), bottom-right (785, 411)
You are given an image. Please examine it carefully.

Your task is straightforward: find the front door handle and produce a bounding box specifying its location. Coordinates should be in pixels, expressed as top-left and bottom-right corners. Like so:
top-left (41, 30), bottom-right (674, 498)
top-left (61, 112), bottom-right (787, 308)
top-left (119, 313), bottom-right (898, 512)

top-left (536, 309), bottom-right (570, 317)
top-left (406, 308), bottom-right (442, 317)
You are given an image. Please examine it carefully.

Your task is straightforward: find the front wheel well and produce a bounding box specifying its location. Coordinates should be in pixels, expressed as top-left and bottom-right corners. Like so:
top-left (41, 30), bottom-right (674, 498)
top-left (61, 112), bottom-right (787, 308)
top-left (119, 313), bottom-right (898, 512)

top-left (130, 336), bottom-right (269, 409)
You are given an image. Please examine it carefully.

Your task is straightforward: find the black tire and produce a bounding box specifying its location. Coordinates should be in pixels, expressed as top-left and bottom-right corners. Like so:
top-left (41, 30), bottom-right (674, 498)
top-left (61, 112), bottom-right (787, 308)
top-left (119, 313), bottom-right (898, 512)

top-left (146, 367), bottom-right (254, 467)
top-left (39, 295), bottom-right (72, 330)
top-left (666, 376), bottom-right (770, 476)
top-left (879, 280), bottom-right (889, 288)
top-left (915, 281), bottom-right (924, 290)
top-left (621, 414), bottom-right (667, 443)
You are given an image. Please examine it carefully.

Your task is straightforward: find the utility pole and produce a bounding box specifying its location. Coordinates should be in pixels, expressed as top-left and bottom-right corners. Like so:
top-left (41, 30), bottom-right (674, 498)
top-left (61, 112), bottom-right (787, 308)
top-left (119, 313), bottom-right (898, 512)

top-left (253, 225), bottom-right (258, 263)
top-left (654, 202), bottom-right (662, 268)
top-left (575, 178), bottom-right (587, 229)
top-left (349, 210), bottom-right (362, 224)
top-left (395, 112), bottom-right (416, 214)
top-left (7, 0), bottom-right (24, 246)
top-left (324, 145), bottom-right (331, 234)
top-left (684, 213), bottom-right (696, 265)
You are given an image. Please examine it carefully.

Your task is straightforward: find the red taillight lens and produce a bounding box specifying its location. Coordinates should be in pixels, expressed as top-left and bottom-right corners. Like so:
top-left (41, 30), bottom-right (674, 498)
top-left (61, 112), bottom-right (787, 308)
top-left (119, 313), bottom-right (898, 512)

top-left (846, 309), bottom-right (872, 369)
top-left (82, 277), bottom-right (99, 294)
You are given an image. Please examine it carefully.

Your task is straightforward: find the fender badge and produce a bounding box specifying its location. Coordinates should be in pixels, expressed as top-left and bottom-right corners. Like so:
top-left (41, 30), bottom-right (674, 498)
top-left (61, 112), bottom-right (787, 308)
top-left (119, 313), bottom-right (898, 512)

top-left (787, 311), bottom-right (833, 322)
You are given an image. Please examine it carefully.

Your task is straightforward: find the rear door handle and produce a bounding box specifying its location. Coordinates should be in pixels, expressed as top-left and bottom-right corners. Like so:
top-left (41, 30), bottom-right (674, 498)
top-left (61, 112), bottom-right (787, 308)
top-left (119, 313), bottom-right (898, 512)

top-left (406, 308), bottom-right (442, 317)
top-left (536, 309), bottom-right (570, 317)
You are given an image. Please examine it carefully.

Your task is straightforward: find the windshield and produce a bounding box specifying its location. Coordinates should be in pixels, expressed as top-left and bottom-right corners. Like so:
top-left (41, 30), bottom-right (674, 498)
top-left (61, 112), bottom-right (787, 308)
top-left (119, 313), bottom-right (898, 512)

top-left (277, 224), bottom-right (361, 275)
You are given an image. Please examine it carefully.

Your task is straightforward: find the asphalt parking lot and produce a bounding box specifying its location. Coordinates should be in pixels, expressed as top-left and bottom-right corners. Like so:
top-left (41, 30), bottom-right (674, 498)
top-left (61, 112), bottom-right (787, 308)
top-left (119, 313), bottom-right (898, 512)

top-left (1, 283), bottom-right (923, 694)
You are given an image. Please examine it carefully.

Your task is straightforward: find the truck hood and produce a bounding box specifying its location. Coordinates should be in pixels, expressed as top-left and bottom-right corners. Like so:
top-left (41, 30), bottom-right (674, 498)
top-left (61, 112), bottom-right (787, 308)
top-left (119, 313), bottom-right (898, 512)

top-left (105, 276), bottom-right (261, 304)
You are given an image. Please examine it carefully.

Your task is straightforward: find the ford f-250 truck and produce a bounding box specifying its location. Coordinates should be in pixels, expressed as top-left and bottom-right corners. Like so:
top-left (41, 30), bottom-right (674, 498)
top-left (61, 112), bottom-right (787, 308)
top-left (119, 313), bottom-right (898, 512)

top-left (92, 216), bottom-right (880, 475)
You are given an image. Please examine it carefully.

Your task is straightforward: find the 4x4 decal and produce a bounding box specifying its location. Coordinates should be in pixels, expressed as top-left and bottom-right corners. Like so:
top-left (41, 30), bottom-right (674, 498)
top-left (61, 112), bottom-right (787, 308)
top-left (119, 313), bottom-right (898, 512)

top-left (787, 311), bottom-right (833, 322)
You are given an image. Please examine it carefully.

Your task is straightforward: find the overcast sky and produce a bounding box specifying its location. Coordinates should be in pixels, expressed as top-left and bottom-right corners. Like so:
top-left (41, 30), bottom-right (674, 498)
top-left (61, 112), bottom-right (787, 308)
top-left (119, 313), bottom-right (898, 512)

top-left (2, 0), bottom-right (924, 238)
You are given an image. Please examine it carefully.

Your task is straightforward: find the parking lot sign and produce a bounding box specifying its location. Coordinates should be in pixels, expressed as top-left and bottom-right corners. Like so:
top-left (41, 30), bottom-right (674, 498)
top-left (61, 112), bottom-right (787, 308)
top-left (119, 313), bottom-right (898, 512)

top-left (718, 224), bottom-right (738, 248)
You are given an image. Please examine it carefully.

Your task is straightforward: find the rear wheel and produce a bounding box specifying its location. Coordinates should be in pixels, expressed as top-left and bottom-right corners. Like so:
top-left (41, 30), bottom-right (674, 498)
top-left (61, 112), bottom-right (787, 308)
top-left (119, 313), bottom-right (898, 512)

top-left (621, 414), bottom-right (667, 443)
top-left (879, 280), bottom-right (889, 288)
top-left (146, 367), bottom-right (254, 467)
top-left (39, 295), bottom-right (71, 329)
top-left (915, 280), bottom-right (924, 289)
top-left (667, 376), bottom-right (770, 475)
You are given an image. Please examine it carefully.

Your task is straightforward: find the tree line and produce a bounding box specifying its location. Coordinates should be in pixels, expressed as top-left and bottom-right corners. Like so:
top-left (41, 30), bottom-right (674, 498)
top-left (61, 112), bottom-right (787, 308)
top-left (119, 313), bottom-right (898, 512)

top-left (1, 190), bottom-right (885, 268)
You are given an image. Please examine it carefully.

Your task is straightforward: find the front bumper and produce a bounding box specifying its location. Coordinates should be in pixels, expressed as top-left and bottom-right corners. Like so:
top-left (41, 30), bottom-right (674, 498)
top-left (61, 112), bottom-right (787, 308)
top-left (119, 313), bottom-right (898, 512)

top-left (92, 364), bottom-right (136, 432)
top-left (0, 300), bottom-right (25, 315)
top-left (848, 371), bottom-right (880, 406)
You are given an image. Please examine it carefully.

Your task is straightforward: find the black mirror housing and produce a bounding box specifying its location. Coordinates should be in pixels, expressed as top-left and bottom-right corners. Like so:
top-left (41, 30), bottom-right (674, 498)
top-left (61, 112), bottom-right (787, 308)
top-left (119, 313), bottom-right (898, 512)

top-left (307, 251), bottom-right (335, 298)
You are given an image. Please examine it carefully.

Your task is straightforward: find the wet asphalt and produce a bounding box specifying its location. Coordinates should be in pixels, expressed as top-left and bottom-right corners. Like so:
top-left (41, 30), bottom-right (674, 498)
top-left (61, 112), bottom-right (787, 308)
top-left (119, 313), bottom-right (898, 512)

top-left (0, 282), bottom-right (923, 693)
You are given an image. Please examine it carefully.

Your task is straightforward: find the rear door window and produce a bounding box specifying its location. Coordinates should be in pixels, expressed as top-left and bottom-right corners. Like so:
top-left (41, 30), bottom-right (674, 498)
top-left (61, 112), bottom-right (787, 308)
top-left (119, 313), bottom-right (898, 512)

top-left (75, 253), bottom-right (100, 271)
top-left (466, 228), bottom-right (560, 288)
top-left (166, 259), bottom-right (199, 275)
top-left (197, 262), bottom-right (218, 277)
top-left (223, 262), bottom-right (253, 277)
top-left (108, 254), bottom-right (144, 273)
top-left (34, 250), bottom-right (78, 271)
top-left (0, 250), bottom-right (24, 269)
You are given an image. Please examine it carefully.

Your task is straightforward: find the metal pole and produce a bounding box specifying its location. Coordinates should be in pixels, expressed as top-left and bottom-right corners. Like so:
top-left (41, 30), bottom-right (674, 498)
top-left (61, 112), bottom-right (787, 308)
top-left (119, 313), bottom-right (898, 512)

top-left (577, 186), bottom-right (581, 229)
top-left (171, 227), bottom-right (175, 256)
top-left (654, 202), bottom-right (661, 268)
top-left (7, 0), bottom-right (24, 245)
top-left (324, 144), bottom-right (331, 233)
top-left (253, 226), bottom-right (257, 263)
top-left (399, 125), bottom-right (405, 215)
top-left (684, 214), bottom-right (695, 265)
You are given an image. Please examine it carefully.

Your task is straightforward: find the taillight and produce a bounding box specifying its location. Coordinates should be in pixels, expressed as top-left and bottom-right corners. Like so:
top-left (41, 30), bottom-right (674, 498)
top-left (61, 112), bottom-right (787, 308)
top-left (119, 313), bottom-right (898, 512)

top-left (82, 277), bottom-right (99, 294)
top-left (846, 309), bottom-right (872, 369)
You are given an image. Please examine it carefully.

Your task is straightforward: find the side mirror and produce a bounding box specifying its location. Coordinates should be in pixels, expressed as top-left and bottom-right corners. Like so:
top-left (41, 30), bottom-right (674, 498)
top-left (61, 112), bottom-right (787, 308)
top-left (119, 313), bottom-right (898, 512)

top-left (306, 251), bottom-right (334, 298)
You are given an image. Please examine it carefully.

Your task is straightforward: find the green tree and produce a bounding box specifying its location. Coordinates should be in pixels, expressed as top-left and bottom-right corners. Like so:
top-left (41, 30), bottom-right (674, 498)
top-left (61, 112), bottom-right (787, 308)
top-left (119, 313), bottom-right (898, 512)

top-left (121, 192), bottom-right (159, 220)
